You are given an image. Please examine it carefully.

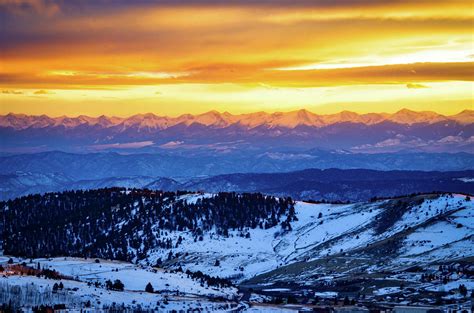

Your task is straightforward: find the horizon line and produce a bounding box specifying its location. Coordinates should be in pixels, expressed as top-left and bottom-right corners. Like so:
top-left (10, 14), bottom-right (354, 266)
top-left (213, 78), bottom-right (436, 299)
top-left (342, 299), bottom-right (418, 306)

top-left (2, 108), bottom-right (472, 119)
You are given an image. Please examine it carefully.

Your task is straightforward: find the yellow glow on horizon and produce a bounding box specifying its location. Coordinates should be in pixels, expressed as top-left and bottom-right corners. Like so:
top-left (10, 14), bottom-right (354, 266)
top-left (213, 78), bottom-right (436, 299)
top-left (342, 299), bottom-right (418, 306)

top-left (1, 82), bottom-right (472, 117)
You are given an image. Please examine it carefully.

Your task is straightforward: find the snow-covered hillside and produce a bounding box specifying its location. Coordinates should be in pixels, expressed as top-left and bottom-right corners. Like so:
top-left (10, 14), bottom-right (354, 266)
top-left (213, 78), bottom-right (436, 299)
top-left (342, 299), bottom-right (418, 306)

top-left (0, 256), bottom-right (298, 312)
top-left (1, 190), bottom-right (473, 310)
top-left (140, 193), bottom-right (473, 282)
top-left (32, 257), bottom-right (237, 298)
top-left (0, 257), bottom-right (238, 311)
top-left (3, 191), bottom-right (472, 283)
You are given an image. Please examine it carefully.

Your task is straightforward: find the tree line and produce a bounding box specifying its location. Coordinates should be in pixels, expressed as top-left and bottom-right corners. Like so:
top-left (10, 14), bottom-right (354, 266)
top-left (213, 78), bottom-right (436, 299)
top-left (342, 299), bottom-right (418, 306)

top-left (1, 188), bottom-right (295, 262)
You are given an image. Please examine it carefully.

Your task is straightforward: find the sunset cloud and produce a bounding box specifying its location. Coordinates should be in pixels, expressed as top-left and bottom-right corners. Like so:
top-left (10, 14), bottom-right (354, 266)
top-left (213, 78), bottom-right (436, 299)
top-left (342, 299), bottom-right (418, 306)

top-left (0, 0), bottom-right (60, 16)
top-left (2, 89), bottom-right (23, 94)
top-left (33, 89), bottom-right (54, 95)
top-left (2, 62), bottom-right (471, 88)
top-left (406, 83), bottom-right (429, 89)
top-left (0, 0), bottom-right (472, 116)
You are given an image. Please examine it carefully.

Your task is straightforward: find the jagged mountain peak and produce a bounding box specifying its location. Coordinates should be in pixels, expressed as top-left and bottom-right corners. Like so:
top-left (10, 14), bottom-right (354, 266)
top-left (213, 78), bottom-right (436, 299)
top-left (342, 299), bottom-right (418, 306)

top-left (193, 110), bottom-right (230, 126)
top-left (0, 109), bottom-right (471, 131)
top-left (452, 109), bottom-right (474, 124)
top-left (389, 109), bottom-right (446, 124)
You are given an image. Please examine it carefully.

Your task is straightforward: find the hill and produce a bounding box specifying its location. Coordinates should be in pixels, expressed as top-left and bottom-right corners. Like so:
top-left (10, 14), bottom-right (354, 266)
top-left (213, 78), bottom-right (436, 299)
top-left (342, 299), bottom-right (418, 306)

top-left (1, 166), bottom-right (473, 201)
top-left (1, 188), bottom-right (472, 307)
top-left (177, 168), bottom-right (474, 202)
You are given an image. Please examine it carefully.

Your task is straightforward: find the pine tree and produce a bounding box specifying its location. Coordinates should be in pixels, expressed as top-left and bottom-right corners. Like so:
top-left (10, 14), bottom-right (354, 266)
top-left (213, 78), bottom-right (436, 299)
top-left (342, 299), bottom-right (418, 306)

top-left (145, 282), bottom-right (154, 293)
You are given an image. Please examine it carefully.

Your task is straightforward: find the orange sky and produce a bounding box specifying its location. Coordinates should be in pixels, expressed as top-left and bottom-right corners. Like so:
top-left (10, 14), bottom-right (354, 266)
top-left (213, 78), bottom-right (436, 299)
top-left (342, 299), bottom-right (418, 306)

top-left (0, 0), bottom-right (473, 116)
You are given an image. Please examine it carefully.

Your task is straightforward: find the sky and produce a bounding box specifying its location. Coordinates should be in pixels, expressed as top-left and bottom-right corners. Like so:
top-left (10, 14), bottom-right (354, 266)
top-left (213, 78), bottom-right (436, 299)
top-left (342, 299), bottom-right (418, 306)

top-left (0, 0), bottom-right (473, 117)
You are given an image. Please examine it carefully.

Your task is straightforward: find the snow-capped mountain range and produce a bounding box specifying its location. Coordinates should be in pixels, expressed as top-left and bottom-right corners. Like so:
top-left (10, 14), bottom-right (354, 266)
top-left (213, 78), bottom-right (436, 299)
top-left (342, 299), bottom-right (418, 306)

top-left (1, 109), bottom-right (473, 154)
top-left (1, 109), bottom-right (472, 130)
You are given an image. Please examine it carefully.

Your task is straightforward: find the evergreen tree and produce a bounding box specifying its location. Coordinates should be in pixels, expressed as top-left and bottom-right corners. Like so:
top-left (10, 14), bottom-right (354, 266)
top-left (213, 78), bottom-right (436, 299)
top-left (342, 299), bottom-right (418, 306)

top-left (145, 282), bottom-right (154, 293)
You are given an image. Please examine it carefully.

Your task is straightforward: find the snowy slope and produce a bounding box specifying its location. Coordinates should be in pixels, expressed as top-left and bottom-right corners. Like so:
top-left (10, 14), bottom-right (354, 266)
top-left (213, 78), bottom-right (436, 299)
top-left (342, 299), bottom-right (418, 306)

top-left (36, 257), bottom-right (237, 298)
top-left (0, 275), bottom-right (237, 311)
top-left (0, 256), bottom-right (303, 312)
top-left (136, 193), bottom-right (474, 283)
top-left (1, 192), bottom-right (473, 310)
top-left (0, 257), bottom-right (241, 311)
top-left (397, 202), bottom-right (474, 263)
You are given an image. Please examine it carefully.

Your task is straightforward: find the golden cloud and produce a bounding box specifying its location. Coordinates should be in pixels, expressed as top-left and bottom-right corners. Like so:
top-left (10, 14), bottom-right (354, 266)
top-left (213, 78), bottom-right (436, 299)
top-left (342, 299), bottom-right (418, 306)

top-left (33, 89), bottom-right (54, 95)
top-left (406, 83), bottom-right (429, 89)
top-left (1, 89), bottom-right (23, 94)
top-left (0, 0), bottom-right (472, 116)
top-left (1, 62), bottom-right (471, 89)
